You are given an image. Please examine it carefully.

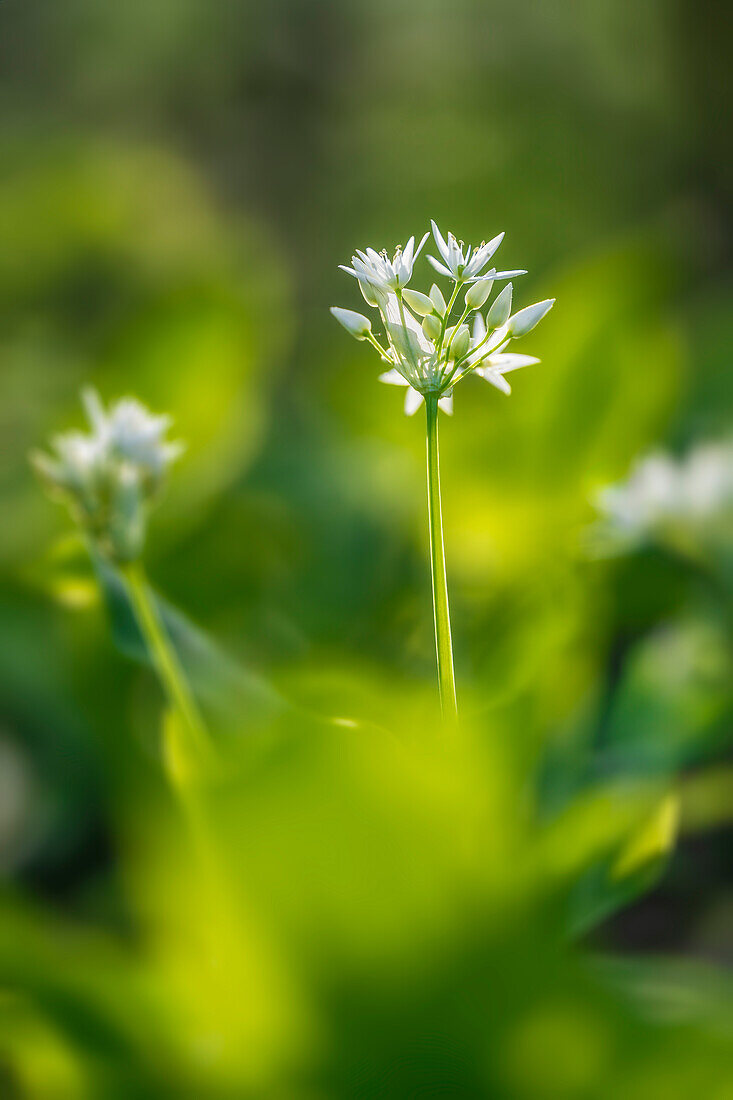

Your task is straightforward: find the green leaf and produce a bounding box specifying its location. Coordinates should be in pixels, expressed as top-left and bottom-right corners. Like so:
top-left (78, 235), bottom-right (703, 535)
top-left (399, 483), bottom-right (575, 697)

top-left (93, 553), bottom-right (285, 732)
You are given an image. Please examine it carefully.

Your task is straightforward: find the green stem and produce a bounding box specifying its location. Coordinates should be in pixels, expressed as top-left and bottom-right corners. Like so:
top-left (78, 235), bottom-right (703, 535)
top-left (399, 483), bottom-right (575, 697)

top-left (425, 395), bottom-right (458, 722)
top-left (121, 560), bottom-right (210, 762)
top-left (442, 303), bottom-right (471, 378)
top-left (435, 281), bottom-right (461, 360)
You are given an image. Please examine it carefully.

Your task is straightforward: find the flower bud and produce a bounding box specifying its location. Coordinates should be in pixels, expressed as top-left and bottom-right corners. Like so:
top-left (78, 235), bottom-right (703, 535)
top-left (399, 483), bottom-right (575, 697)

top-left (451, 324), bottom-right (470, 360)
top-left (464, 278), bottom-right (493, 310)
top-left (330, 306), bottom-right (372, 340)
top-left (402, 289), bottom-right (435, 316)
top-left (429, 283), bottom-right (446, 316)
top-left (422, 314), bottom-right (442, 343)
top-left (486, 282), bottom-right (513, 329)
top-left (508, 298), bottom-right (555, 337)
top-left (358, 278), bottom-right (380, 307)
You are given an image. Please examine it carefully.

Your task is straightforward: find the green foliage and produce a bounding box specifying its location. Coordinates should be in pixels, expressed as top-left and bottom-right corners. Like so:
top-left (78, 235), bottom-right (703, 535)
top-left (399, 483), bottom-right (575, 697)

top-left (1, 0), bottom-right (731, 1094)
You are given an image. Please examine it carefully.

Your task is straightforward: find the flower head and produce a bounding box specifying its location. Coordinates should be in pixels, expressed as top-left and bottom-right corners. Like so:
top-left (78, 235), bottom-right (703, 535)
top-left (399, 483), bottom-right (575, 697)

top-left (32, 389), bottom-right (183, 562)
top-left (427, 220), bottom-right (526, 284)
top-left (331, 221), bottom-right (554, 416)
top-left (340, 233), bottom-right (429, 295)
top-left (592, 441), bottom-right (733, 554)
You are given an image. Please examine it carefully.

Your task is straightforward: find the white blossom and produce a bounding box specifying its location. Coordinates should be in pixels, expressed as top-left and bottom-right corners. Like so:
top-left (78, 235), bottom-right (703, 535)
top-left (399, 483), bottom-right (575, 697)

top-left (339, 233), bottom-right (429, 294)
top-left (592, 441), bottom-right (733, 552)
top-left (32, 389), bottom-right (183, 562)
top-left (331, 221), bottom-right (554, 416)
top-left (427, 220), bottom-right (525, 284)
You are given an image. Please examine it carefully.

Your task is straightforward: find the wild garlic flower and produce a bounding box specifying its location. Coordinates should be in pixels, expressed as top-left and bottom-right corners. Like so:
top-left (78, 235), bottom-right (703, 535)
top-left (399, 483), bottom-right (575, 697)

top-left (427, 220), bottom-right (525, 284)
top-left (339, 233), bottom-right (429, 295)
top-left (332, 223), bottom-right (556, 720)
top-left (331, 220), bottom-right (554, 416)
top-left (32, 389), bottom-right (183, 563)
top-left (592, 441), bottom-right (733, 554)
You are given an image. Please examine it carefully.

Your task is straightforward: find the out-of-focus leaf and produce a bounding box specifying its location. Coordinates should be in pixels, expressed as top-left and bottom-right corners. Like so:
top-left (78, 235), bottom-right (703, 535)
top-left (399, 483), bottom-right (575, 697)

top-left (601, 616), bottom-right (732, 776)
top-left (612, 791), bottom-right (679, 880)
top-left (93, 555), bottom-right (286, 733)
top-left (596, 954), bottom-right (733, 1032)
top-left (567, 792), bottom-right (679, 939)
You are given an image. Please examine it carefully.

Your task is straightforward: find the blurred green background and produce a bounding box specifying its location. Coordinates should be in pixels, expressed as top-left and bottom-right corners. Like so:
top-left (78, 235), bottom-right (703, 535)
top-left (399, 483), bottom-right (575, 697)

top-left (0, 1), bottom-right (731, 1096)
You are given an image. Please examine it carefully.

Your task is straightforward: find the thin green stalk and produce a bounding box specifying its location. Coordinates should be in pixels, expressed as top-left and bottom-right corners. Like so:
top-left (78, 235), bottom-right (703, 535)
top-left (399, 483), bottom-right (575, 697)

top-left (442, 302), bottom-right (471, 377)
top-left (435, 280), bottom-right (461, 360)
top-left (425, 395), bottom-right (458, 721)
top-left (121, 560), bottom-right (210, 764)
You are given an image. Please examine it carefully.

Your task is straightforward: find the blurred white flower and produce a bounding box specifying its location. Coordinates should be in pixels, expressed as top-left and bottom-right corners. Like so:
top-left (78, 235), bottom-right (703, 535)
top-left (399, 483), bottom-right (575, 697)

top-left (592, 441), bottom-right (733, 553)
top-left (32, 389), bottom-right (183, 562)
top-left (83, 389), bottom-right (183, 478)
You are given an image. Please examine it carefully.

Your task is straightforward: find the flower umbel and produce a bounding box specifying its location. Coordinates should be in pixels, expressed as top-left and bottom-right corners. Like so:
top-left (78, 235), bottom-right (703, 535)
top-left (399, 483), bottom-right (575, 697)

top-left (331, 220), bottom-right (554, 417)
top-left (331, 222), bottom-right (555, 720)
top-left (32, 389), bottom-right (183, 563)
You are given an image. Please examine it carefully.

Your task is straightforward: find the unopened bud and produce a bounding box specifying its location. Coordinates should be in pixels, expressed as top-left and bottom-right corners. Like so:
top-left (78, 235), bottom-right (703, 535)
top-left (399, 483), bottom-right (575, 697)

top-left (422, 314), bottom-right (442, 342)
top-left (452, 324), bottom-right (470, 360)
top-left (486, 283), bottom-right (513, 329)
top-left (358, 279), bottom-right (380, 307)
top-left (429, 283), bottom-right (447, 316)
top-left (508, 299), bottom-right (555, 337)
top-left (402, 289), bottom-right (435, 316)
top-left (330, 306), bottom-right (372, 340)
top-left (465, 278), bottom-right (493, 310)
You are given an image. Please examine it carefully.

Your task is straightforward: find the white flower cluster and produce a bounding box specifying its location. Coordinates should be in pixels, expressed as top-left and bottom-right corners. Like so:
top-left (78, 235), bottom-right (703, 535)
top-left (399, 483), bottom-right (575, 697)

top-left (593, 441), bottom-right (733, 551)
top-left (331, 220), bottom-right (554, 415)
top-left (32, 389), bottom-right (183, 562)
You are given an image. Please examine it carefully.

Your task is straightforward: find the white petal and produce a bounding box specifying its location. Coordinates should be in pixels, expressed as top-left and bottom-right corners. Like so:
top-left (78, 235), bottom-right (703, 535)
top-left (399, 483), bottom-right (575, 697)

top-left (427, 256), bottom-right (454, 278)
top-left (414, 231), bottom-right (429, 261)
top-left (379, 369), bottom-right (409, 387)
top-left (431, 220), bottom-right (451, 265)
top-left (404, 388), bottom-right (424, 416)
top-left (472, 313), bottom-right (487, 342)
top-left (477, 369), bottom-right (512, 395)
top-left (482, 231), bottom-right (505, 261)
top-left (82, 387), bottom-right (107, 433)
top-left (438, 394), bottom-right (454, 415)
top-left (489, 353), bottom-right (540, 374)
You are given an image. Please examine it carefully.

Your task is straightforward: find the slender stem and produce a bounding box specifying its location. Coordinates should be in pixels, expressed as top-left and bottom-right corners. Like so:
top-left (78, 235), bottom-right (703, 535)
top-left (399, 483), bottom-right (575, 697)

top-left (441, 303), bottom-right (471, 378)
top-left (435, 281), bottom-right (461, 360)
top-left (424, 395), bottom-right (458, 721)
top-left (365, 331), bottom-right (390, 360)
top-left (397, 290), bottom-right (423, 383)
top-left (121, 560), bottom-right (210, 761)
